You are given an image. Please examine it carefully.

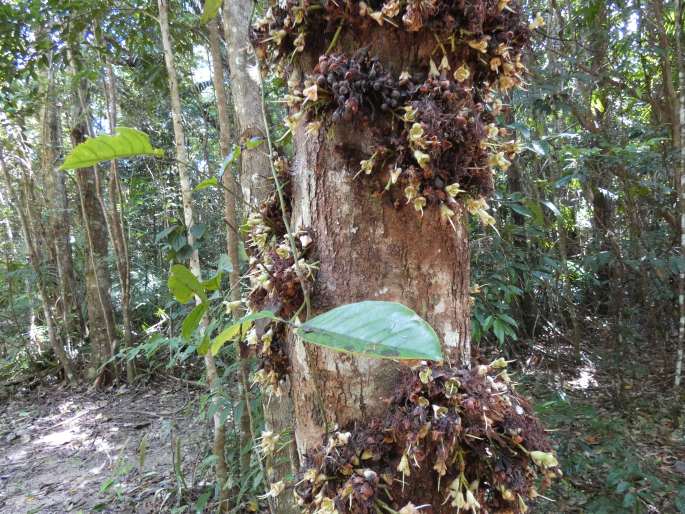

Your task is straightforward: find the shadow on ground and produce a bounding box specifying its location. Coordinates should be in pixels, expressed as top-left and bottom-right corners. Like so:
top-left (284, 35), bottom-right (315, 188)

top-left (0, 379), bottom-right (206, 514)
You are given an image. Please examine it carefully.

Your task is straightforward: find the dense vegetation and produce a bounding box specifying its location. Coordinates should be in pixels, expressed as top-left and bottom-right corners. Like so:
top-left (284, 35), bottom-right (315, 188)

top-left (0, 0), bottom-right (684, 513)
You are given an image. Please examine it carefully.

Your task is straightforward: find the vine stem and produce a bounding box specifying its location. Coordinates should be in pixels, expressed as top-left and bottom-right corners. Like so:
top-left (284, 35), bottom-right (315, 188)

top-left (250, 8), bottom-right (330, 433)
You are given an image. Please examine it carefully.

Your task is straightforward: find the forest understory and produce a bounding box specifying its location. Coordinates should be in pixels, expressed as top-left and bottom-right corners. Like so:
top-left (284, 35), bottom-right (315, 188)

top-left (0, 379), bottom-right (205, 514)
top-left (2, 0), bottom-right (685, 512)
top-left (1, 325), bottom-right (684, 514)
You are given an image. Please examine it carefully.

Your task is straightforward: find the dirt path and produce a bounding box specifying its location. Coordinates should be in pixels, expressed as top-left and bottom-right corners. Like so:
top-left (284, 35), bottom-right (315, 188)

top-left (0, 380), bottom-right (206, 513)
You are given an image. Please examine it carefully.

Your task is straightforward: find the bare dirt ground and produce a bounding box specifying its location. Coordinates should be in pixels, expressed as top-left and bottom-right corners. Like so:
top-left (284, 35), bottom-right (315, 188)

top-left (0, 379), bottom-right (207, 514)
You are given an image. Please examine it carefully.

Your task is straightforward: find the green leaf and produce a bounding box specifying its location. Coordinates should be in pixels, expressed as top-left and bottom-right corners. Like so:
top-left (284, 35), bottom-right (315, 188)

top-left (217, 253), bottom-right (233, 273)
top-left (208, 311), bottom-right (280, 356)
top-left (194, 177), bottom-right (218, 192)
top-left (241, 310), bottom-right (278, 323)
top-left (155, 225), bottom-right (178, 243)
top-left (542, 201), bottom-right (562, 218)
top-left (226, 145), bottom-right (241, 167)
top-left (296, 301), bottom-right (442, 361)
top-left (530, 140), bottom-right (546, 156)
top-left (170, 235), bottom-right (187, 251)
top-left (190, 223), bottom-right (207, 239)
top-left (244, 136), bottom-right (264, 150)
top-left (202, 272), bottom-right (222, 292)
top-left (60, 127), bottom-right (163, 170)
top-left (200, 0), bottom-right (222, 24)
top-left (493, 318), bottom-right (506, 345)
top-left (168, 264), bottom-right (207, 304)
top-left (182, 303), bottom-right (207, 340)
top-left (210, 320), bottom-right (252, 356)
top-left (497, 313), bottom-right (518, 328)
top-left (622, 492), bottom-right (637, 509)
top-left (197, 334), bottom-right (211, 356)
top-left (100, 478), bottom-right (115, 493)
top-left (509, 203), bottom-right (532, 217)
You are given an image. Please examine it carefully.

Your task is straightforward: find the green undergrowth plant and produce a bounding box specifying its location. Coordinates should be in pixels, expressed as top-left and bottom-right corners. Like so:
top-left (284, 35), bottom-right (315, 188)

top-left (532, 392), bottom-right (684, 513)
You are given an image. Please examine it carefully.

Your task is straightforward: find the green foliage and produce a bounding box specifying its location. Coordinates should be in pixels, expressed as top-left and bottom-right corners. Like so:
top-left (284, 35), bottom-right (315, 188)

top-left (200, 0), bottom-right (222, 25)
top-left (167, 264), bottom-right (207, 305)
top-left (182, 302), bottom-right (207, 340)
top-left (533, 392), bottom-right (681, 513)
top-left (296, 301), bottom-right (443, 361)
top-left (60, 127), bottom-right (163, 170)
top-left (210, 311), bottom-right (278, 356)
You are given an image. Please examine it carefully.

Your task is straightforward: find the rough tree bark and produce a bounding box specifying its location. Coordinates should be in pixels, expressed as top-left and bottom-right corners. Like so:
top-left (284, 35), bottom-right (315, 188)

top-left (40, 61), bottom-right (82, 348)
top-left (261, 20), bottom-right (474, 457)
top-left (157, 0), bottom-right (229, 504)
top-left (289, 118), bottom-right (471, 451)
top-left (253, 4), bottom-right (539, 511)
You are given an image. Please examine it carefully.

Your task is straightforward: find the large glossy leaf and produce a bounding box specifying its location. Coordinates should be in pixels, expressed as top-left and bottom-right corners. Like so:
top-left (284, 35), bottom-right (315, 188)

top-left (296, 301), bottom-right (443, 361)
top-left (182, 302), bottom-right (207, 340)
top-left (168, 264), bottom-right (207, 304)
top-left (60, 127), bottom-right (163, 170)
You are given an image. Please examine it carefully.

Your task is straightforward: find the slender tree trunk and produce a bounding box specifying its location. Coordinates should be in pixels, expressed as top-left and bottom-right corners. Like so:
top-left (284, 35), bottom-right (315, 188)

top-left (221, 0), bottom-right (272, 209)
top-left (100, 40), bottom-right (136, 383)
top-left (207, 17), bottom-right (239, 510)
top-left (208, 19), bottom-right (241, 315)
top-left (674, 0), bottom-right (684, 388)
top-left (0, 146), bottom-right (75, 382)
top-left (653, 0), bottom-right (682, 152)
top-left (41, 61), bottom-right (81, 350)
top-left (67, 44), bottom-right (118, 383)
top-left (222, 1), bottom-right (300, 497)
top-left (558, 223), bottom-right (581, 358)
top-left (157, 0), bottom-right (229, 503)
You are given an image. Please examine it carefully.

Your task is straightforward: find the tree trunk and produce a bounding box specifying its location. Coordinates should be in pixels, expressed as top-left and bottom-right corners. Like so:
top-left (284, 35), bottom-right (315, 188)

top-left (157, 0), bottom-right (229, 503)
top-left (221, 0), bottom-right (272, 209)
top-left (40, 61), bottom-right (82, 350)
top-left (222, 1), bottom-right (300, 497)
top-left (74, 156), bottom-right (117, 377)
top-left (289, 119), bottom-right (471, 452)
top-left (100, 36), bottom-right (136, 383)
top-left (674, 0), bottom-right (684, 388)
top-left (207, 17), bottom-right (239, 510)
top-left (67, 43), bottom-right (117, 382)
top-left (0, 146), bottom-right (75, 382)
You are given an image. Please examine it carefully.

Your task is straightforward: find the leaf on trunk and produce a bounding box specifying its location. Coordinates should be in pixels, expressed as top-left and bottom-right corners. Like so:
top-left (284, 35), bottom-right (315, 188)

top-left (296, 301), bottom-right (443, 361)
top-left (60, 127), bottom-right (163, 170)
